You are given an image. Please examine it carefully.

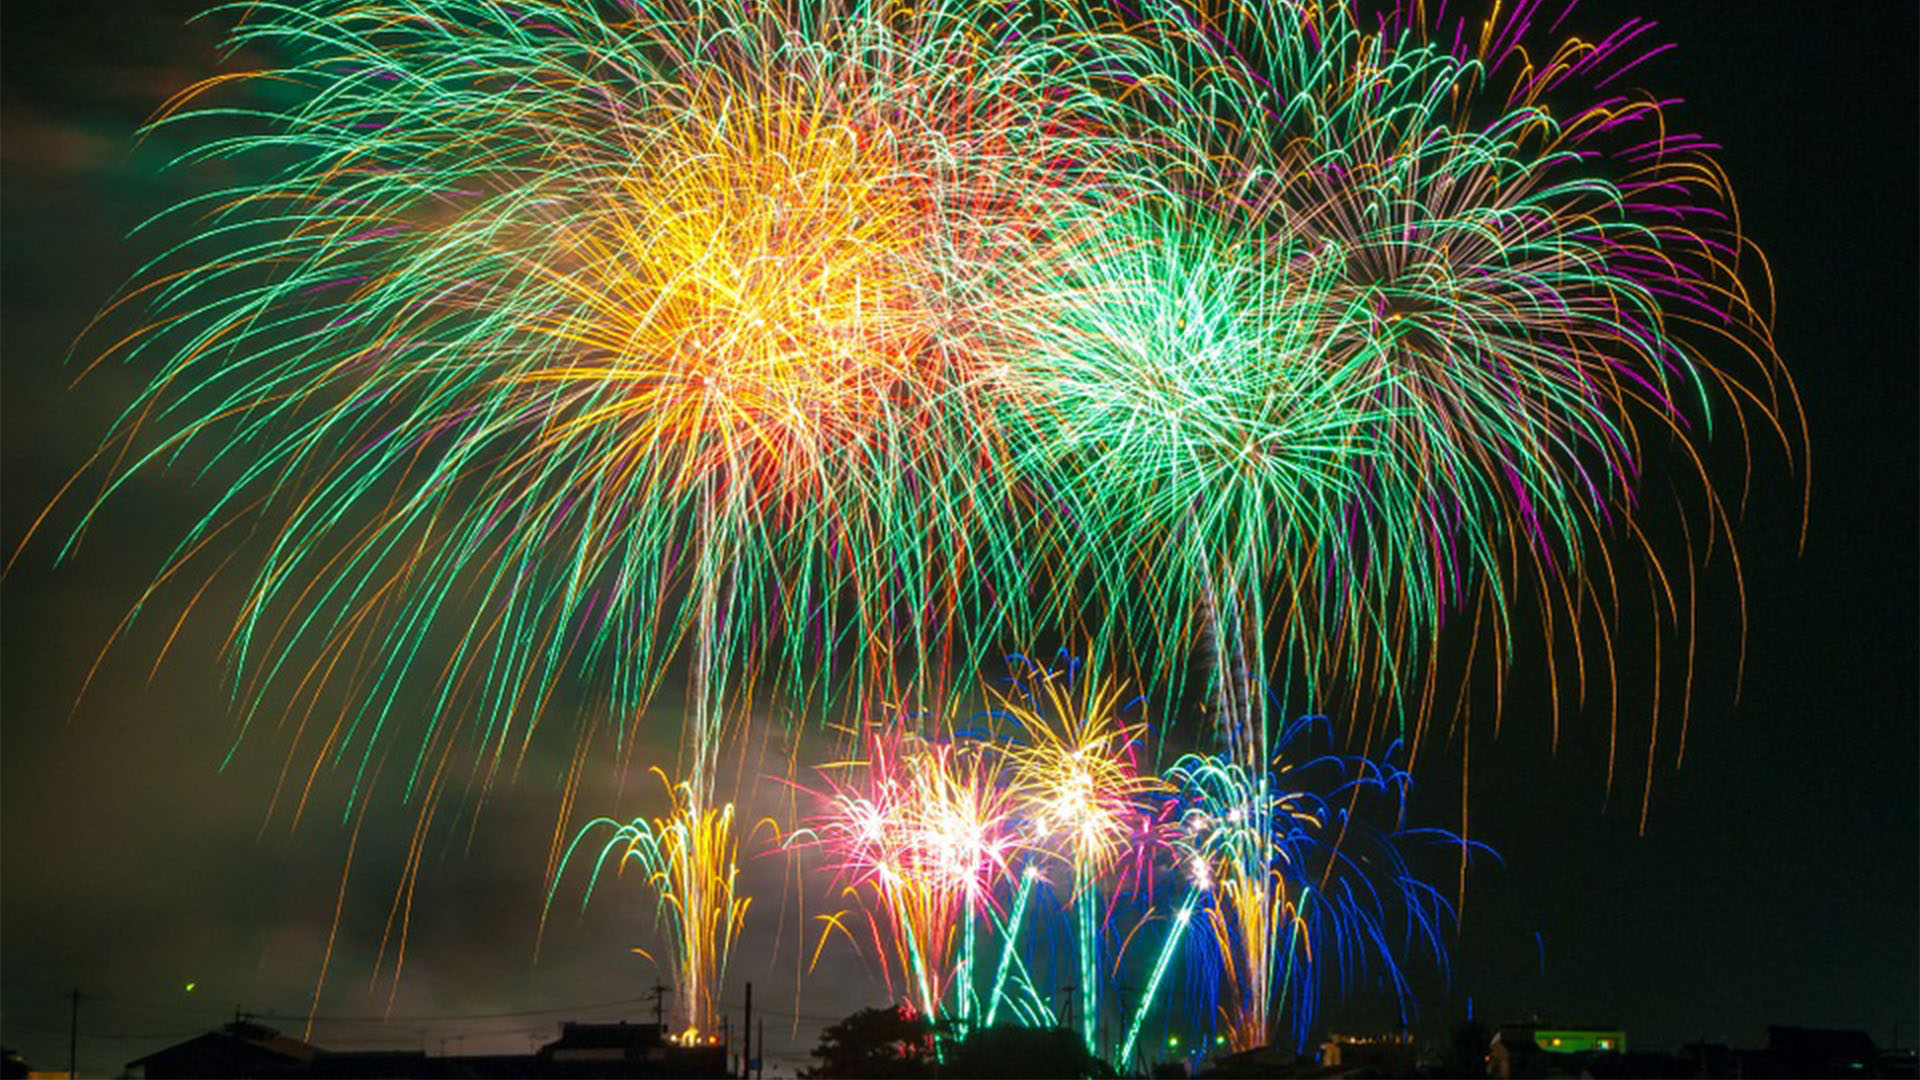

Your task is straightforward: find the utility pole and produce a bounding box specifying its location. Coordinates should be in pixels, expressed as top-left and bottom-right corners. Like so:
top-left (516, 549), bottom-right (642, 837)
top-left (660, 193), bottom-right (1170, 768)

top-left (649, 979), bottom-right (672, 1033)
top-left (743, 982), bottom-right (753, 1080)
top-left (68, 987), bottom-right (81, 1080)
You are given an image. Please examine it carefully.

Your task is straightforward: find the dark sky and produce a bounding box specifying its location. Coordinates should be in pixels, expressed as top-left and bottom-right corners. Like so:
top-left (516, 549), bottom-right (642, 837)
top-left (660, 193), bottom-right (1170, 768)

top-left (3, 1), bottom-right (1915, 1076)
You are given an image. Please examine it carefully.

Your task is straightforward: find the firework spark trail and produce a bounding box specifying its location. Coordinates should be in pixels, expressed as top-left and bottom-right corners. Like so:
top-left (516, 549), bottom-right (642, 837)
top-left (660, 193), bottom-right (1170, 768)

top-left (1117, 889), bottom-right (1199, 1070)
top-left (1168, 716), bottom-right (1493, 1053)
top-left (981, 864), bottom-right (1045, 1028)
top-left (977, 198), bottom-right (1393, 757)
top-left (999, 657), bottom-right (1165, 1052)
top-left (803, 719), bottom-right (1024, 1024)
top-left (798, 657), bottom-right (1164, 1039)
top-left (546, 768), bottom-right (756, 1037)
top-left (795, 674), bottom-right (1141, 1045)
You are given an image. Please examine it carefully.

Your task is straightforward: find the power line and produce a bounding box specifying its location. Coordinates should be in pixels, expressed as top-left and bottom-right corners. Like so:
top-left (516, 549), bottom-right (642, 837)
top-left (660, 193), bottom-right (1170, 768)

top-left (42, 990), bottom-right (652, 1026)
top-left (0, 1020), bottom-right (213, 1043)
top-left (254, 996), bottom-right (652, 1024)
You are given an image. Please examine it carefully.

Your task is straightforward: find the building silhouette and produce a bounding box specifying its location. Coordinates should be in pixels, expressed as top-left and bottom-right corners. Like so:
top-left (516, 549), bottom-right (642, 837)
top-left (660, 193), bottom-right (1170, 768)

top-left (125, 1019), bottom-right (726, 1079)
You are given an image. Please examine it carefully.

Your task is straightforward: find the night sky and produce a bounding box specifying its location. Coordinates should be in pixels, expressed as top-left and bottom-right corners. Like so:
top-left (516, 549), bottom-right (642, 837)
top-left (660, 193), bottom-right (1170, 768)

top-left (3, 1), bottom-right (1914, 1076)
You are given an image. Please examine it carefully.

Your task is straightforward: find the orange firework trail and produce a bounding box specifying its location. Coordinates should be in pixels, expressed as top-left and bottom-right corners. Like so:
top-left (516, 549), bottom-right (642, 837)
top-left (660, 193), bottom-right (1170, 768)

top-left (35, 0), bottom-right (1147, 850)
top-left (547, 769), bottom-right (763, 1037)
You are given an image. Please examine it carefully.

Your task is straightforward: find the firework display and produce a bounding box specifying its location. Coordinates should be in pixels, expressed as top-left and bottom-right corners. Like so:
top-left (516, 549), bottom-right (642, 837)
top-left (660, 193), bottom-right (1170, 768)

top-left (548, 769), bottom-right (755, 1038)
top-left (1167, 717), bottom-right (1486, 1054)
top-left (47, 0), bottom-right (1797, 1063)
top-left (48, 0), bottom-right (1135, 817)
top-left (52, 0), bottom-right (1792, 782)
top-left (803, 711), bottom-right (1032, 1024)
top-left (980, 0), bottom-right (1796, 755)
top-left (1000, 658), bottom-right (1163, 1050)
top-left (795, 666), bottom-right (1482, 1065)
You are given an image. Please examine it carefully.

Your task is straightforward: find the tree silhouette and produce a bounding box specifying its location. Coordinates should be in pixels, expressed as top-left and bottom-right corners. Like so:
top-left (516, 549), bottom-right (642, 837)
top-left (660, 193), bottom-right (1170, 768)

top-left (804, 1005), bottom-right (935, 1078)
